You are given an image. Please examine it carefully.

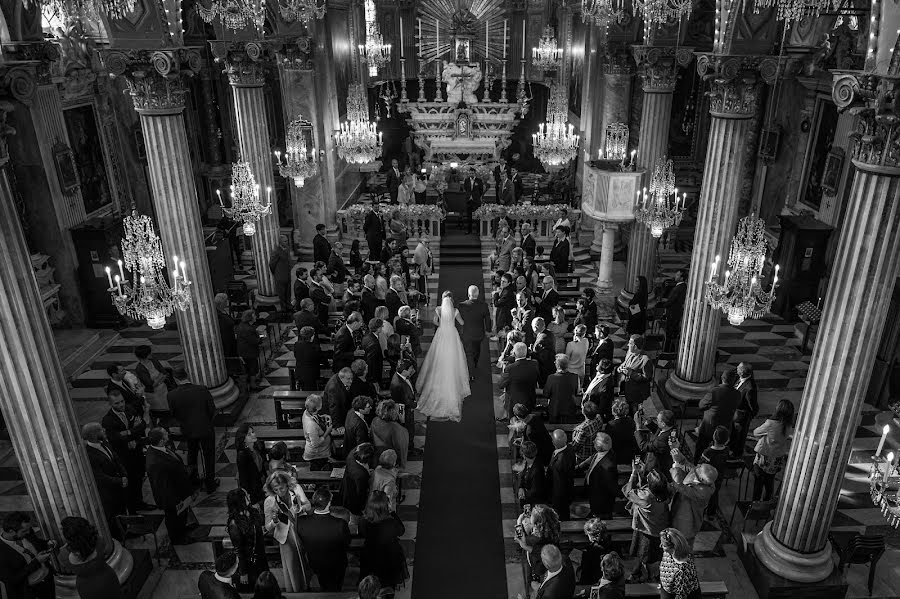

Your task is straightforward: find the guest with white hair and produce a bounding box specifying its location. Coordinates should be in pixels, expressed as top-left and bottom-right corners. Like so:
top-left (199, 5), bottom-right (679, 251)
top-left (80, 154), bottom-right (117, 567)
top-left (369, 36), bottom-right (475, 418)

top-left (576, 431), bottom-right (618, 518)
top-left (499, 341), bottom-right (540, 416)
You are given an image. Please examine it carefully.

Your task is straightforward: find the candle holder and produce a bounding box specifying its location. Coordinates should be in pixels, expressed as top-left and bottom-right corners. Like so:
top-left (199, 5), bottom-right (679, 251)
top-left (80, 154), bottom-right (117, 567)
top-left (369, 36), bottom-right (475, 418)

top-left (500, 60), bottom-right (508, 103)
top-left (400, 57), bottom-right (409, 103)
top-left (869, 453), bottom-right (900, 529)
top-left (417, 61), bottom-right (427, 102)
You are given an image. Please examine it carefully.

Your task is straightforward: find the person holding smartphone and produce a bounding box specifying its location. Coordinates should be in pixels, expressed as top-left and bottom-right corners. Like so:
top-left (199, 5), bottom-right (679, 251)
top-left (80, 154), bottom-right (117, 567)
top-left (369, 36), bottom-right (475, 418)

top-left (0, 512), bottom-right (55, 599)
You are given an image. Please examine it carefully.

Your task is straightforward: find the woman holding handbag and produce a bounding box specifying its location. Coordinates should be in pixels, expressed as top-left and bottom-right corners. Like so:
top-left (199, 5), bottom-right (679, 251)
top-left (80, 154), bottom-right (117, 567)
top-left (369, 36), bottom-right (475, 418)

top-left (626, 276), bottom-right (648, 335)
top-left (263, 471), bottom-right (311, 592)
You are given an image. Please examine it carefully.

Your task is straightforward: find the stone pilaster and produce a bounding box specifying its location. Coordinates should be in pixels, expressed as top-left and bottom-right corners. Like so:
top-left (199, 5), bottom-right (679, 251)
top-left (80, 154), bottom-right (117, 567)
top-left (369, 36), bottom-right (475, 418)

top-left (101, 48), bottom-right (238, 409)
top-left (755, 70), bottom-right (900, 583)
top-left (598, 49), bottom-right (634, 157)
top-left (619, 46), bottom-right (692, 308)
top-left (0, 102), bottom-right (133, 594)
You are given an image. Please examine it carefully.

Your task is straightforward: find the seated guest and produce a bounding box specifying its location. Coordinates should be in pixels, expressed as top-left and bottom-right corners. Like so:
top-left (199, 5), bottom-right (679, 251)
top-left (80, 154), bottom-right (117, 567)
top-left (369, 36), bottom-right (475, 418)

top-left (235, 311), bottom-right (262, 390)
top-left (547, 430), bottom-right (576, 521)
top-left (198, 551), bottom-right (241, 599)
top-left (604, 399), bottom-right (638, 465)
top-left (62, 516), bottom-right (123, 599)
top-left (583, 359), bottom-right (616, 421)
top-left (572, 401), bottom-right (604, 464)
top-left (516, 440), bottom-right (548, 507)
top-left (344, 395), bottom-right (373, 457)
top-left (323, 368), bottom-right (354, 432)
top-left (301, 394), bottom-right (333, 471)
top-left (534, 544), bottom-right (576, 599)
top-left (634, 409), bottom-right (678, 479)
top-left (263, 471), bottom-right (311, 592)
top-left (565, 324), bottom-right (589, 384)
top-left (531, 317), bottom-right (556, 386)
top-left (359, 490), bottom-right (409, 589)
top-left (659, 528), bottom-right (701, 599)
top-left (293, 298), bottom-right (323, 335)
top-left (145, 427), bottom-right (195, 545)
top-left (499, 342), bottom-right (540, 414)
top-left (394, 305), bottom-right (423, 357)
top-left (292, 326), bottom-right (321, 391)
top-left (370, 450), bottom-right (401, 513)
top-left (590, 325), bottom-right (614, 378)
top-left (226, 489), bottom-right (268, 591)
top-left (695, 368), bottom-right (741, 463)
top-left (515, 505), bottom-right (561, 595)
top-left (81, 422), bottom-right (127, 539)
top-left (372, 399), bottom-right (409, 468)
top-left (360, 319), bottom-right (385, 387)
top-left (623, 468), bottom-right (670, 583)
top-left (577, 519), bottom-right (612, 586)
top-left (546, 305), bottom-right (570, 354)
top-left (544, 354), bottom-right (581, 424)
top-left (668, 449), bottom-right (718, 549)
top-left (333, 312), bottom-right (364, 373)
top-left (340, 442), bottom-right (375, 517)
top-left (295, 487), bottom-right (351, 592)
top-left (617, 334), bottom-right (652, 410)
top-left (513, 403), bottom-right (554, 466)
top-left (235, 424), bottom-right (267, 505)
top-left (576, 432), bottom-right (618, 519)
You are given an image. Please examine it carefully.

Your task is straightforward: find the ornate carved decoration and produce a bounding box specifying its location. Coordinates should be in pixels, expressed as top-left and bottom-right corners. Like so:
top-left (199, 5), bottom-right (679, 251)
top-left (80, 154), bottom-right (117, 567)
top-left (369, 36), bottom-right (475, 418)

top-left (696, 53), bottom-right (799, 119)
top-left (832, 72), bottom-right (900, 175)
top-left (277, 37), bottom-right (314, 72)
top-left (99, 48), bottom-right (203, 115)
top-left (632, 45), bottom-right (694, 93)
top-left (210, 41), bottom-right (285, 87)
top-left (0, 101), bottom-right (15, 167)
top-left (1, 43), bottom-right (59, 87)
top-left (603, 46), bottom-right (635, 75)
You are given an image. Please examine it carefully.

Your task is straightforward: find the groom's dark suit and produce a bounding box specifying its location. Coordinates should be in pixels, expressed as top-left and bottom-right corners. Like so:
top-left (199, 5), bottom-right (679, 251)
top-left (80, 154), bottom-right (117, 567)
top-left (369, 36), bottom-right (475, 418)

top-left (458, 296), bottom-right (492, 372)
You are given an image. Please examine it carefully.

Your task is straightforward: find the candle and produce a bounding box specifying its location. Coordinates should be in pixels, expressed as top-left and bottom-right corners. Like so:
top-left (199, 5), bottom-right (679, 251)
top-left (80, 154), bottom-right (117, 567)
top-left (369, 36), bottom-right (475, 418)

top-left (180, 261), bottom-right (187, 282)
top-left (105, 266), bottom-right (113, 289)
top-left (885, 452), bottom-right (894, 483)
top-left (173, 255), bottom-right (179, 274)
top-left (400, 14), bottom-right (404, 57)
top-left (772, 264), bottom-right (780, 287)
top-left (216, 189), bottom-right (223, 207)
top-left (522, 19), bottom-right (526, 58)
top-left (173, 269), bottom-right (179, 291)
top-left (877, 424), bottom-right (890, 457)
top-left (117, 259), bottom-right (125, 282)
top-left (710, 256), bottom-right (720, 281)
top-left (724, 270), bottom-right (731, 287)
top-left (114, 274), bottom-right (122, 295)
top-left (817, 297), bottom-right (822, 309)
top-left (503, 20), bottom-right (507, 58)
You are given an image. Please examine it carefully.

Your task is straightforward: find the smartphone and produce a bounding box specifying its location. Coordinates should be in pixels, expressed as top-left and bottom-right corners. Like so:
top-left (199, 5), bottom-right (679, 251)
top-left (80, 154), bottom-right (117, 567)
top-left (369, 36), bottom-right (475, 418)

top-left (398, 403), bottom-right (406, 421)
top-left (514, 524), bottom-right (524, 537)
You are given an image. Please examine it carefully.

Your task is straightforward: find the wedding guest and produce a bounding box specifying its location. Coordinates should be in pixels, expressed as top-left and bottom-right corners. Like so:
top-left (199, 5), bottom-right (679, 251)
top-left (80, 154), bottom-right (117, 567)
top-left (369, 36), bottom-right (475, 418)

top-left (516, 440), bottom-right (548, 507)
top-left (544, 354), bottom-right (580, 424)
top-left (198, 551), bottom-right (241, 599)
top-left (294, 486), bottom-right (351, 592)
top-left (101, 387), bottom-right (150, 512)
top-left (235, 311), bottom-right (262, 390)
top-left (565, 324), bottom-right (589, 383)
top-left (515, 505), bottom-right (561, 594)
top-left (251, 571), bottom-right (283, 599)
top-left (547, 430), bottom-right (576, 520)
top-left (370, 450), bottom-right (401, 512)
top-left (535, 276), bottom-right (560, 323)
top-left (668, 450), bottom-right (718, 548)
top-left (293, 298), bottom-right (323, 335)
top-left (326, 241), bottom-right (349, 284)
top-left (751, 399), bottom-right (795, 501)
top-left (574, 289), bottom-right (598, 335)
top-left (360, 319), bottom-right (385, 387)
top-left (269, 236), bottom-right (293, 313)
top-left (292, 326), bottom-right (321, 391)
top-left (497, 226), bottom-right (515, 271)
top-left (293, 268), bottom-right (310, 310)
top-left (701, 426), bottom-right (731, 517)
top-left (634, 409), bottom-right (678, 478)
top-left (623, 468), bottom-right (670, 583)
top-left (577, 520), bottom-right (612, 585)
top-left (532, 317), bottom-right (556, 386)
top-left (499, 343), bottom-right (540, 414)
top-left (82, 423), bottom-right (127, 538)
top-left (302, 394), bottom-right (333, 471)
top-left (659, 528), bottom-right (701, 599)
top-left (533, 544), bottom-right (576, 599)
top-left (105, 362), bottom-right (145, 417)
top-left (572, 401), bottom-right (604, 463)
top-left (658, 269), bottom-right (688, 351)
top-left (167, 366), bottom-right (218, 493)
top-left (63, 516), bottom-right (123, 599)
top-left (395, 305), bottom-right (423, 357)
top-left (360, 276), bottom-right (381, 323)
top-left (604, 399), bottom-right (638, 465)
top-left (547, 306), bottom-right (570, 354)
top-left (145, 428), bottom-right (194, 545)
top-left (350, 240), bottom-right (364, 274)
top-left (359, 489), bottom-right (408, 589)
top-left (549, 226), bottom-right (571, 274)
top-left (0, 512), bottom-right (54, 599)
top-left (626, 275), bottom-right (648, 335)
top-left (134, 344), bottom-right (170, 421)
top-left (313, 223), bottom-right (332, 265)
top-left (371, 399), bottom-right (409, 468)
top-left (323, 368), bottom-right (354, 428)
top-left (513, 403), bottom-right (553, 465)
top-left (583, 359), bottom-right (616, 421)
top-left (520, 222), bottom-right (536, 258)
top-left (494, 273), bottom-right (517, 338)
top-left (730, 362), bottom-right (759, 457)
top-left (389, 359), bottom-right (418, 450)
top-left (523, 255), bottom-right (540, 293)
top-left (344, 395), bottom-right (373, 458)
top-left (267, 443), bottom-right (297, 478)
top-left (235, 424), bottom-right (267, 506)
top-left (585, 551), bottom-right (626, 598)
top-left (374, 306), bottom-right (394, 352)
top-left (576, 432), bottom-right (618, 519)
top-left (618, 335), bottom-right (652, 410)
top-left (341, 443), bottom-right (375, 517)
top-left (695, 368), bottom-right (741, 462)
top-left (590, 325), bottom-right (614, 378)
top-left (226, 488), bottom-right (268, 591)
top-left (263, 471), bottom-right (311, 592)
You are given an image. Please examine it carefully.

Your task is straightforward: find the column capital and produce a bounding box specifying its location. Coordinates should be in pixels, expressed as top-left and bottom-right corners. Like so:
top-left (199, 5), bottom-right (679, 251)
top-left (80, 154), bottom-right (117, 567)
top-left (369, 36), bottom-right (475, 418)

top-left (832, 71), bottom-right (900, 175)
top-left (99, 48), bottom-right (203, 115)
top-left (1, 41), bottom-right (58, 88)
top-left (276, 37), bottom-right (314, 72)
top-left (210, 40), bottom-right (285, 87)
top-left (602, 47), bottom-right (635, 76)
top-left (695, 54), bottom-right (766, 119)
top-left (631, 45), bottom-right (694, 92)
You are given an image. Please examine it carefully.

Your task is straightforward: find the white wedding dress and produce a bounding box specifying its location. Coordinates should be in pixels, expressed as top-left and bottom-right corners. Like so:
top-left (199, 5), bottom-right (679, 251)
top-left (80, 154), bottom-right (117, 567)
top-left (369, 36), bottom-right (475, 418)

top-left (416, 296), bottom-right (471, 422)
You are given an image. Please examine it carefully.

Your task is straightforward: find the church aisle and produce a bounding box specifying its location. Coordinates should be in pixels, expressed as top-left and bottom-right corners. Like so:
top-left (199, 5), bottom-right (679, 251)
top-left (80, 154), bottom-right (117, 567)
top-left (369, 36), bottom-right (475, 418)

top-left (411, 229), bottom-right (508, 599)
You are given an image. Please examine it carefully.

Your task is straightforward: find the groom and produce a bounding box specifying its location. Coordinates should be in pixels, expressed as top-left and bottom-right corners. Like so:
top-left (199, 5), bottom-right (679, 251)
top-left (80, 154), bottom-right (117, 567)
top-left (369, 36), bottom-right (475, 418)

top-left (458, 285), bottom-right (492, 380)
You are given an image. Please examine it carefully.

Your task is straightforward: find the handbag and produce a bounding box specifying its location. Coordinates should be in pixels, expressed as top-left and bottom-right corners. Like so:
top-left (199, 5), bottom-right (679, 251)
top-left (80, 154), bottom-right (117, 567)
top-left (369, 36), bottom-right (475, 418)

top-left (629, 304), bottom-right (641, 315)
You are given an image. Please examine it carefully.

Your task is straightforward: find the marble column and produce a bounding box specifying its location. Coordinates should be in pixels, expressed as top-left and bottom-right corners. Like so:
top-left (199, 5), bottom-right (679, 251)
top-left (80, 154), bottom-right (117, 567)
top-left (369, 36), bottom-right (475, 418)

top-left (596, 222), bottom-right (617, 292)
top-left (103, 49), bottom-right (239, 409)
top-left (0, 103), bottom-right (133, 595)
top-left (755, 71), bottom-right (900, 583)
top-left (666, 56), bottom-right (763, 402)
top-left (618, 46), bottom-right (690, 308)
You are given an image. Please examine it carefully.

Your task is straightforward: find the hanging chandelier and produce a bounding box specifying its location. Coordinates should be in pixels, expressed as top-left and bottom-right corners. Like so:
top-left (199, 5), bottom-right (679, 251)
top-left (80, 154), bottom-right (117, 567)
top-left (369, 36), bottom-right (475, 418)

top-left (217, 162), bottom-right (272, 236)
top-left (870, 428), bottom-right (900, 528)
top-left (634, 157), bottom-right (685, 238)
top-left (335, 82), bottom-right (383, 164)
top-left (105, 211), bottom-right (191, 330)
top-left (532, 25), bottom-right (562, 71)
top-left (42, 0), bottom-right (136, 21)
top-left (275, 117), bottom-right (318, 188)
top-left (279, 0), bottom-right (325, 23)
top-left (198, 0), bottom-right (265, 32)
top-left (705, 215), bottom-right (780, 326)
top-left (633, 0), bottom-right (693, 28)
top-left (533, 83), bottom-right (579, 167)
top-left (358, 0), bottom-right (391, 77)
top-left (581, 0), bottom-right (626, 26)
top-left (753, 0), bottom-right (837, 23)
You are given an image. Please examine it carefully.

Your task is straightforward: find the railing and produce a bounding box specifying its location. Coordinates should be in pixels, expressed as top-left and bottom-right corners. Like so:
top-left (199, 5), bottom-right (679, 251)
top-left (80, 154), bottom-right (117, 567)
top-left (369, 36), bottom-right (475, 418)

top-left (476, 204), bottom-right (581, 245)
top-left (336, 208), bottom-right (442, 243)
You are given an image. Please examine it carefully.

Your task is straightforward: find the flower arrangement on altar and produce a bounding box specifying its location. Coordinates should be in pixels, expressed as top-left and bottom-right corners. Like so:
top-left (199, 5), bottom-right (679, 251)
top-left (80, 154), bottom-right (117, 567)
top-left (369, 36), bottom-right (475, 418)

top-left (344, 202), bottom-right (445, 224)
top-left (473, 203), bottom-right (571, 221)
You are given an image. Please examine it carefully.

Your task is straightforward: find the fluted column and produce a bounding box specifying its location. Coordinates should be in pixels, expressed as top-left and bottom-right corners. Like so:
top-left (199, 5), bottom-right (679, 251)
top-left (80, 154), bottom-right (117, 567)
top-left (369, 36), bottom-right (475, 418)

top-left (213, 42), bottom-right (280, 305)
top-left (0, 102), bottom-right (133, 595)
top-left (619, 46), bottom-right (691, 308)
top-left (102, 49), bottom-right (238, 409)
top-left (755, 71), bottom-right (900, 583)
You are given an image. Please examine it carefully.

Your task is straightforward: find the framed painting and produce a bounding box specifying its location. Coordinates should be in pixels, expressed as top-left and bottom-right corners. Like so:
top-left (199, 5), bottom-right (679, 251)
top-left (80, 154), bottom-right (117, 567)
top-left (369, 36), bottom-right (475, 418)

top-left (52, 142), bottom-right (80, 194)
top-left (799, 96), bottom-right (839, 211)
top-left (820, 146), bottom-right (844, 196)
top-left (63, 103), bottom-right (114, 217)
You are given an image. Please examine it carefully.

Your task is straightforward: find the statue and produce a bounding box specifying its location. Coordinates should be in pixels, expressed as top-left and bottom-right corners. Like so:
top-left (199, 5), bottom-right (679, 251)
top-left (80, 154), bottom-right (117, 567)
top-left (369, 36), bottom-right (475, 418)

top-left (442, 60), bottom-right (482, 105)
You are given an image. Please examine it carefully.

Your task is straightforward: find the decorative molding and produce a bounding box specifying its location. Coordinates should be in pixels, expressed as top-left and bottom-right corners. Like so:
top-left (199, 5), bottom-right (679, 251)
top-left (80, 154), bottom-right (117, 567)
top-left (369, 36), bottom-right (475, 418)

top-left (99, 48), bottom-right (203, 115)
top-left (832, 71), bottom-right (900, 175)
top-left (1, 42), bottom-right (59, 87)
top-left (210, 40), bottom-right (287, 87)
top-left (602, 46), bottom-right (634, 75)
top-left (276, 36), bottom-right (314, 72)
top-left (696, 53), bottom-right (799, 119)
top-left (632, 45), bottom-right (694, 93)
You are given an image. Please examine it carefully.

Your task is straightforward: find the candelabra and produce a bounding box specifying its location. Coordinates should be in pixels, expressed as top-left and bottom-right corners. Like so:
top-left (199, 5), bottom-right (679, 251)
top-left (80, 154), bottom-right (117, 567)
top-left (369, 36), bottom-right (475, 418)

top-left (44, 0), bottom-right (137, 20)
top-left (581, 0), bottom-right (626, 26)
top-left (516, 59), bottom-right (531, 116)
top-left (335, 82), bottom-right (383, 164)
top-left (198, 0), bottom-right (266, 31)
top-left (602, 123), bottom-right (630, 161)
top-left (278, 0), bottom-right (325, 23)
top-left (104, 211), bottom-right (191, 330)
top-left (634, 157), bottom-right (684, 237)
top-left (359, 0), bottom-right (391, 76)
top-left (217, 162), bottom-right (272, 236)
top-left (533, 83), bottom-right (579, 167)
top-left (705, 215), bottom-right (780, 326)
top-left (870, 448), bottom-right (900, 528)
top-left (754, 0), bottom-right (837, 22)
top-left (532, 25), bottom-right (562, 71)
top-left (275, 117), bottom-right (318, 188)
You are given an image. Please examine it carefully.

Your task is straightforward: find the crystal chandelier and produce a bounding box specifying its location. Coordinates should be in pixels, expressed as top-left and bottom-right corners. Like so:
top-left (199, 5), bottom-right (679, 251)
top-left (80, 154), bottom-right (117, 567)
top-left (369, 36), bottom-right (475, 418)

top-left (217, 162), bottom-right (272, 236)
top-left (533, 83), bottom-right (579, 167)
top-left (198, 0), bottom-right (265, 32)
top-left (279, 0), bottom-right (325, 23)
top-left (358, 0), bottom-right (391, 77)
top-left (335, 82), bottom-right (383, 164)
top-left (581, 0), bottom-right (626, 26)
top-left (705, 215), bottom-right (780, 326)
top-left (42, 0), bottom-right (136, 21)
top-left (532, 26), bottom-right (562, 71)
top-left (633, 0), bottom-right (693, 28)
top-left (275, 117), bottom-right (318, 188)
top-left (753, 0), bottom-right (837, 23)
top-left (104, 211), bottom-right (191, 330)
top-left (634, 157), bottom-right (685, 238)
top-left (870, 429), bottom-right (900, 529)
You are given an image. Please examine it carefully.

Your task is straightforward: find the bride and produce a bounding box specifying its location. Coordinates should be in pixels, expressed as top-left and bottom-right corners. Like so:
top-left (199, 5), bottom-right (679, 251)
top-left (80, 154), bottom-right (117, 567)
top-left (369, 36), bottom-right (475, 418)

top-left (416, 291), bottom-right (471, 422)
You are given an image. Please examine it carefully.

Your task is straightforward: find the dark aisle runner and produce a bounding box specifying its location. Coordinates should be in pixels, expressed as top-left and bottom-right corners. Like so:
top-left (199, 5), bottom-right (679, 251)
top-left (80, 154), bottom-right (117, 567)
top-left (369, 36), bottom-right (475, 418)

top-left (410, 230), bottom-right (507, 599)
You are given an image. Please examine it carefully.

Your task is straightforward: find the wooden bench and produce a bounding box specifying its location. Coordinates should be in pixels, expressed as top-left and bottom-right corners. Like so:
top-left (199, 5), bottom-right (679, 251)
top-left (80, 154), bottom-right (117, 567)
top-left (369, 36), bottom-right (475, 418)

top-left (255, 429), bottom-right (345, 457)
top-left (555, 274), bottom-right (582, 292)
top-left (574, 581), bottom-right (728, 598)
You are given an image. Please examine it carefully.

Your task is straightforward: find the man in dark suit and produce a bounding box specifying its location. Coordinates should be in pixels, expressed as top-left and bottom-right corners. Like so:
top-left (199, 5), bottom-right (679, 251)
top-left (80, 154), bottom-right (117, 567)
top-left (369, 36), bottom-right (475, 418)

top-left (509, 166), bottom-right (524, 203)
top-left (516, 440), bottom-right (547, 507)
top-left (145, 427), bottom-right (196, 544)
top-left (394, 306), bottom-right (423, 357)
top-left (493, 157), bottom-right (509, 202)
top-left (544, 355), bottom-right (581, 423)
top-left (512, 292), bottom-right (536, 345)
top-left (385, 276), bottom-right (408, 322)
top-left (364, 206), bottom-right (385, 261)
top-left (458, 285), bottom-right (492, 377)
top-left (293, 297), bottom-right (324, 336)
top-left (344, 395), bottom-right (373, 457)
top-left (534, 276), bottom-right (560, 323)
top-left (360, 275), bottom-right (381, 322)
top-left (324, 368), bottom-right (354, 430)
top-left (308, 268), bottom-right (333, 324)
top-left (198, 551), bottom-right (241, 599)
top-left (214, 294), bottom-right (237, 358)
top-left (269, 235), bottom-right (294, 312)
top-left (499, 342), bottom-right (540, 414)
top-left (326, 241), bottom-right (349, 284)
top-left (293, 326), bottom-right (322, 392)
top-left (385, 158), bottom-right (403, 204)
top-left (695, 368), bottom-right (742, 462)
top-left (360, 318), bottom-right (385, 387)
top-left (498, 172), bottom-right (516, 206)
top-left (390, 360), bottom-right (418, 451)
top-left (534, 545), bottom-right (577, 599)
top-left (167, 367), bottom-right (219, 493)
top-left (463, 168), bottom-right (484, 234)
top-left (634, 409), bottom-right (678, 479)
top-left (577, 432), bottom-right (618, 518)
top-left (101, 387), bottom-right (151, 513)
top-left (333, 311), bottom-right (364, 372)
top-left (296, 487), bottom-right (352, 591)
top-left (313, 223), bottom-right (332, 265)
top-left (547, 430), bottom-right (576, 520)
top-left (520, 222), bottom-right (536, 258)
top-left (82, 422), bottom-right (128, 539)
top-left (0, 512), bottom-right (54, 599)
top-left (549, 227), bottom-right (571, 274)
top-left (658, 268), bottom-right (688, 351)
top-left (531, 317), bottom-right (556, 386)
top-left (106, 362), bottom-right (144, 415)
top-left (293, 267), bottom-right (310, 311)
top-left (340, 442), bottom-right (374, 515)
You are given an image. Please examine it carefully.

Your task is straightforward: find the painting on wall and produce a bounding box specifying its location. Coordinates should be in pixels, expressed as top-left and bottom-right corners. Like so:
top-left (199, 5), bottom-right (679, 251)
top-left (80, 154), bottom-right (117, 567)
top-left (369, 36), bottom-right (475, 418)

top-left (567, 17), bottom-right (585, 118)
top-left (64, 104), bottom-right (113, 216)
top-left (52, 142), bottom-right (80, 195)
top-left (800, 97), bottom-right (839, 211)
top-left (330, 6), bottom-right (352, 119)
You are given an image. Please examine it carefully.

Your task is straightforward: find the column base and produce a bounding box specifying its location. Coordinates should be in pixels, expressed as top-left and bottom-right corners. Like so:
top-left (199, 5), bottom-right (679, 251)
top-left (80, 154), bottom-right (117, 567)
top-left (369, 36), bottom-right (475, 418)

top-left (56, 540), bottom-right (135, 598)
top-left (255, 293), bottom-right (280, 307)
top-left (616, 287), bottom-right (634, 309)
top-left (665, 370), bottom-right (715, 402)
top-left (754, 521), bottom-right (837, 584)
top-left (210, 376), bottom-right (240, 410)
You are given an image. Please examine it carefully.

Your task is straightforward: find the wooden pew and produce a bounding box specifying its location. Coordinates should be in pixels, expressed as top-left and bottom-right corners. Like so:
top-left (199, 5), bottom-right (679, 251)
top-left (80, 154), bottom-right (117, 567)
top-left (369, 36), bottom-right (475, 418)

top-left (573, 581), bottom-right (728, 598)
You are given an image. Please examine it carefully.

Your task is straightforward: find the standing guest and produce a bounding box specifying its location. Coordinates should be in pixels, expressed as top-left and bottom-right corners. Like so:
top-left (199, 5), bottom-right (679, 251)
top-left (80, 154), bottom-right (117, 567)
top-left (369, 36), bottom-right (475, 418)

top-left (463, 167), bottom-right (484, 234)
top-left (134, 344), bottom-right (170, 422)
top-left (694, 369), bottom-right (741, 463)
top-left (308, 268), bottom-right (334, 324)
top-left (340, 443), bottom-right (375, 517)
top-left (293, 268), bottom-right (310, 310)
top-left (412, 236), bottom-right (433, 302)
top-left (371, 399), bottom-right (410, 468)
top-left (577, 521), bottom-right (612, 586)
top-left (167, 366), bottom-right (219, 492)
top-left (359, 490), bottom-right (408, 588)
top-left (235, 310), bottom-right (262, 390)
top-left (62, 516), bottom-right (123, 599)
top-left (533, 544), bottom-right (576, 599)
top-left (360, 319), bottom-right (385, 387)
top-left (345, 396), bottom-right (373, 457)
top-left (326, 242), bottom-right (349, 285)
top-left (386, 158), bottom-right (402, 203)
top-left (513, 403), bottom-right (554, 465)
top-left (323, 368), bottom-right (354, 428)
top-left (333, 312), bottom-right (364, 372)
top-left (81, 423), bottom-right (128, 539)
top-left (515, 274), bottom-right (533, 304)
top-left (397, 173), bottom-right (414, 205)
top-left (751, 399), bottom-right (795, 501)
top-left (531, 317), bottom-right (556, 386)
top-left (590, 325), bottom-right (614, 377)
top-left (535, 276), bottom-right (560, 323)
top-left (498, 172), bottom-right (516, 206)
top-left (575, 289), bottom-right (598, 334)
top-left (101, 387), bottom-right (150, 512)
top-left (313, 223), bottom-right (332, 265)
top-left (549, 226), bottom-right (571, 274)
top-left (565, 324), bottom-right (589, 384)
top-left (0, 512), bottom-right (54, 599)
top-left (293, 297), bottom-right (324, 335)
top-left (547, 430), bottom-right (576, 520)
top-left (515, 440), bottom-right (548, 507)
top-left (510, 247), bottom-right (526, 276)
top-left (251, 571), bottom-right (282, 599)
top-left (515, 505), bottom-right (561, 594)
top-left (586, 552), bottom-right (626, 598)
top-left (730, 362), bottom-right (759, 457)
top-left (350, 360), bottom-right (377, 401)
top-left (497, 226), bottom-right (515, 271)
top-left (370, 450), bottom-right (401, 512)
top-left (604, 399), bottom-right (638, 465)
top-left (387, 210), bottom-right (408, 248)
top-left (623, 468), bottom-right (670, 583)
top-left (458, 284), bottom-right (492, 376)
top-left (235, 424), bottom-right (267, 505)
top-left (667, 450), bottom-right (718, 549)
top-left (364, 204), bottom-right (385, 260)
top-left (292, 326), bottom-right (321, 391)
top-left (385, 277), bottom-right (408, 322)
top-left (263, 471), bottom-right (311, 592)
top-left (659, 528), bottom-right (701, 599)
top-left (577, 432), bottom-right (618, 518)
top-left (226, 489), bottom-right (268, 591)
top-left (146, 427), bottom-right (196, 545)
top-left (499, 343), bottom-right (540, 414)
top-left (544, 355), bottom-right (580, 424)
top-left (373, 263), bottom-right (390, 300)
top-left (360, 276), bottom-right (381, 323)
top-left (493, 157), bottom-right (509, 200)
top-left (395, 305), bottom-right (423, 357)
top-left (106, 362), bottom-right (144, 416)
top-left (302, 394), bottom-right (333, 471)
top-left (295, 487), bottom-right (351, 592)
top-left (520, 222), bottom-right (536, 258)
top-left (626, 275), bottom-right (648, 336)
top-left (572, 401), bottom-right (604, 464)
top-left (413, 172), bottom-right (427, 204)
top-left (658, 269), bottom-right (688, 351)
top-left (583, 359), bottom-right (616, 421)
top-left (634, 409), bottom-right (678, 478)
top-left (374, 306), bottom-right (394, 352)
top-left (523, 255), bottom-right (540, 292)
top-left (618, 335), bottom-right (652, 410)
top-left (546, 306), bottom-right (570, 354)
top-left (389, 359), bottom-right (418, 451)
top-left (509, 166), bottom-right (524, 203)
top-left (269, 236), bottom-right (294, 312)
top-left (215, 293), bottom-right (237, 357)
top-left (350, 240), bottom-right (364, 274)
top-left (494, 273), bottom-right (517, 339)
top-left (700, 426), bottom-right (731, 517)
top-left (268, 443), bottom-right (298, 478)
top-left (553, 208), bottom-right (572, 232)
